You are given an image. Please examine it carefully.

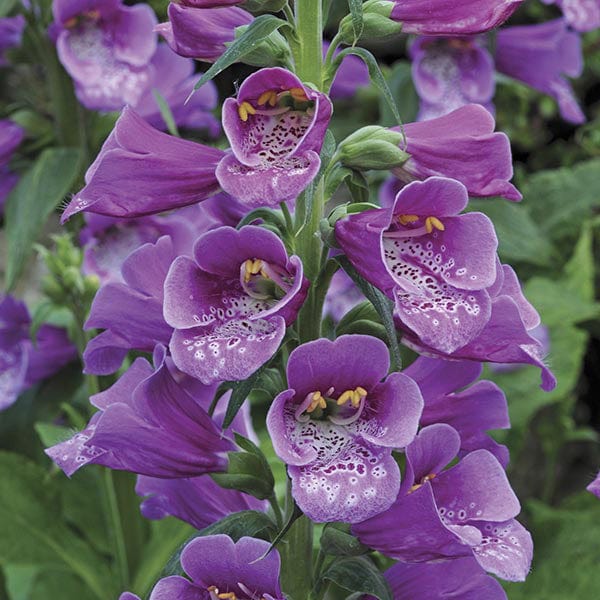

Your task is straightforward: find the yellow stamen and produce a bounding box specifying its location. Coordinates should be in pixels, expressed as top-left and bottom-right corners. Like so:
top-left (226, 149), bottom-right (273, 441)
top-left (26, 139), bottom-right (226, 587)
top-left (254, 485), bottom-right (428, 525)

top-left (398, 214), bottom-right (419, 226)
top-left (337, 390), bottom-right (354, 406)
top-left (425, 216), bottom-right (445, 234)
top-left (243, 259), bottom-right (254, 283)
top-left (238, 101), bottom-right (256, 122)
top-left (307, 391), bottom-right (326, 413)
top-left (356, 386), bottom-right (368, 397)
top-left (408, 473), bottom-right (437, 494)
top-left (64, 17), bottom-right (78, 28)
top-left (289, 87), bottom-right (308, 102)
top-left (257, 90), bottom-right (278, 106)
top-left (218, 594), bottom-right (236, 600)
top-left (337, 387), bottom-right (367, 407)
top-left (251, 259), bottom-right (263, 274)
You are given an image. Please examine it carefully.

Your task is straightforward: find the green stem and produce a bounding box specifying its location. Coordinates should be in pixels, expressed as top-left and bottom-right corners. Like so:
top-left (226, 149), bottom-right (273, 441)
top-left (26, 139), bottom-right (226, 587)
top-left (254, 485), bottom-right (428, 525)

top-left (269, 493), bottom-right (284, 529)
top-left (280, 515), bottom-right (314, 599)
top-left (293, 0), bottom-right (324, 88)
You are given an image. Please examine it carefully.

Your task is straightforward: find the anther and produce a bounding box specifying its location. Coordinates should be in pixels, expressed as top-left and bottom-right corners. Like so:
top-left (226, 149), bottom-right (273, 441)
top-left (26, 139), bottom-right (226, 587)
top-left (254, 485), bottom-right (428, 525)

top-left (289, 87), bottom-right (308, 102)
top-left (398, 214), bottom-right (419, 226)
top-left (238, 101), bottom-right (257, 122)
top-left (306, 391), bottom-right (326, 413)
top-left (257, 90), bottom-right (278, 106)
top-left (425, 216), bottom-right (445, 234)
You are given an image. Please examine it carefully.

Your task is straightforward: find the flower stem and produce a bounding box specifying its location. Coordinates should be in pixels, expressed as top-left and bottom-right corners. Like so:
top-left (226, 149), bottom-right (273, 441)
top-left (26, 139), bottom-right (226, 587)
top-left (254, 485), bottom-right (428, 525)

top-left (293, 0), bottom-right (323, 89)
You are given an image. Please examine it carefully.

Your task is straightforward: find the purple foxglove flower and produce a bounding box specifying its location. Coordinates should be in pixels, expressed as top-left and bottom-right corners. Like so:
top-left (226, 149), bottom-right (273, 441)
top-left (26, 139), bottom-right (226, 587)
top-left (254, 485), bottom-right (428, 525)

top-left (52, 0), bottom-right (157, 111)
top-left (266, 335), bottom-right (423, 523)
top-left (216, 67), bottom-right (333, 208)
top-left (46, 346), bottom-right (233, 477)
top-left (391, 104), bottom-right (521, 201)
top-left (409, 36), bottom-right (495, 121)
top-left (134, 44), bottom-right (220, 133)
top-left (490, 323), bottom-right (550, 373)
top-left (123, 535), bottom-right (284, 600)
top-left (61, 107), bottom-right (224, 222)
top-left (323, 269), bottom-right (365, 322)
top-left (496, 19), bottom-right (585, 124)
top-left (164, 225), bottom-right (309, 384)
top-left (336, 177), bottom-right (499, 355)
top-left (0, 15), bottom-right (25, 65)
top-left (202, 192), bottom-right (251, 227)
top-left (404, 356), bottom-right (510, 466)
top-left (542, 0), bottom-right (600, 32)
top-left (403, 263), bottom-right (557, 391)
top-left (587, 471), bottom-right (600, 498)
top-left (380, 557), bottom-right (507, 599)
top-left (0, 295), bottom-right (77, 410)
top-left (156, 3), bottom-right (252, 62)
top-left (353, 424), bottom-right (533, 582)
top-left (83, 235), bottom-right (177, 374)
top-left (390, 0), bottom-right (524, 35)
top-left (0, 119), bottom-right (24, 211)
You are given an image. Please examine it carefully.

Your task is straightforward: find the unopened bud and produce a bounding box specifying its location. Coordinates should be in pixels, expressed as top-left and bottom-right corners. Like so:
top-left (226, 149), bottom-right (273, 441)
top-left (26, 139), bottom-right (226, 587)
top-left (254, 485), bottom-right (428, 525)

top-left (234, 26), bottom-right (291, 67)
top-left (338, 126), bottom-right (409, 171)
top-left (339, 1), bottom-right (402, 44)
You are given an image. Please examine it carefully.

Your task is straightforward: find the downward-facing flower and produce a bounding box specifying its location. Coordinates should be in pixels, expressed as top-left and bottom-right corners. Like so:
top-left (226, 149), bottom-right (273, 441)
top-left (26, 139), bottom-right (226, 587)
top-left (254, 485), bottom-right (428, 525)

top-left (391, 104), bottom-right (521, 201)
top-left (0, 15), bottom-right (25, 66)
top-left (61, 107), bottom-right (224, 222)
top-left (337, 177), bottom-right (499, 355)
top-left (388, 0), bottom-right (524, 34)
top-left (405, 356), bottom-right (510, 465)
top-left (587, 471), bottom-right (600, 498)
top-left (164, 225), bottom-right (308, 384)
top-left (0, 295), bottom-right (77, 410)
top-left (542, 0), bottom-right (600, 32)
top-left (267, 335), bottom-right (423, 523)
top-left (409, 36), bottom-right (495, 121)
top-left (46, 347), bottom-right (233, 478)
top-left (52, 0), bottom-right (157, 111)
top-left (121, 535), bottom-right (284, 600)
top-left (353, 424), bottom-right (533, 582)
top-left (378, 557), bottom-right (508, 599)
top-left (216, 67), bottom-right (333, 207)
top-left (0, 119), bottom-right (24, 211)
top-left (496, 19), bottom-right (585, 124)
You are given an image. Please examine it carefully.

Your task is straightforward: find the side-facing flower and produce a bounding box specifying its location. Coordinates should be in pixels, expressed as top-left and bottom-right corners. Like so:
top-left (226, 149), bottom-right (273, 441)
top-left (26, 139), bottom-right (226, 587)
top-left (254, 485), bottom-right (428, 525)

top-left (122, 535), bottom-right (285, 600)
top-left (61, 107), bottom-right (224, 221)
top-left (391, 104), bottom-right (521, 200)
top-left (404, 356), bottom-right (510, 465)
top-left (52, 0), bottom-right (157, 111)
top-left (496, 19), bottom-right (585, 124)
top-left (542, 0), bottom-right (600, 32)
top-left (216, 67), bottom-right (333, 207)
top-left (0, 14), bottom-right (25, 65)
top-left (164, 225), bottom-right (309, 384)
top-left (389, 0), bottom-right (524, 34)
top-left (353, 424), bottom-right (533, 582)
top-left (267, 335), bottom-right (423, 523)
top-left (587, 470), bottom-right (600, 498)
top-left (337, 177), bottom-right (499, 355)
top-left (409, 36), bottom-right (495, 120)
top-left (0, 119), bottom-right (24, 211)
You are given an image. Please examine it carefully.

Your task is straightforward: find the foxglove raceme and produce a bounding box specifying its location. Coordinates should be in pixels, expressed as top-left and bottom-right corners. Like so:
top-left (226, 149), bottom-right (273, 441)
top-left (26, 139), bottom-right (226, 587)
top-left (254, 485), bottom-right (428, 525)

top-left (164, 225), bottom-right (309, 384)
top-left (61, 107), bottom-right (224, 221)
top-left (267, 335), bottom-right (423, 523)
top-left (391, 105), bottom-right (521, 200)
top-left (0, 119), bottom-right (24, 211)
top-left (496, 19), bottom-right (585, 124)
top-left (542, 0), bottom-right (600, 32)
top-left (0, 15), bottom-right (25, 65)
top-left (52, 0), bottom-right (157, 110)
top-left (121, 535), bottom-right (285, 600)
top-left (353, 424), bottom-right (533, 582)
top-left (216, 67), bottom-right (333, 207)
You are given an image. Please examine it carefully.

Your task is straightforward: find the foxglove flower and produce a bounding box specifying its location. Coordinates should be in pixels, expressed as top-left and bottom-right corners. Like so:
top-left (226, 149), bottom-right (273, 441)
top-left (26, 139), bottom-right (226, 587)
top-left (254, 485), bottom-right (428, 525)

top-left (164, 225), bottom-right (309, 384)
top-left (404, 356), bottom-right (510, 465)
top-left (354, 424), bottom-right (533, 582)
top-left (0, 295), bottom-right (77, 410)
top-left (542, 0), bottom-right (600, 32)
top-left (156, 3), bottom-right (252, 61)
top-left (52, 0), bottom-right (157, 111)
top-left (337, 177), bottom-right (499, 355)
top-left (0, 15), bottom-right (25, 65)
top-left (121, 535), bottom-right (284, 600)
top-left (496, 19), bottom-right (585, 124)
top-left (216, 67), bottom-right (333, 207)
top-left (267, 335), bottom-right (423, 523)
top-left (587, 471), bottom-right (600, 498)
top-left (389, 0), bottom-right (524, 35)
top-left (323, 269), bottom-right (365, 322)
top-left (61, 107), bottom-right (224, 222)
top-left (46, 347), bottom-right (233, 477)
top-left (391, 105), bottom-right (521, 201)
top-left (409, 36), bottom-right (495, 120)
top-left (379, 557), bottom-right (507, 599)
top-left (0, 119), bottom-right (24, 211)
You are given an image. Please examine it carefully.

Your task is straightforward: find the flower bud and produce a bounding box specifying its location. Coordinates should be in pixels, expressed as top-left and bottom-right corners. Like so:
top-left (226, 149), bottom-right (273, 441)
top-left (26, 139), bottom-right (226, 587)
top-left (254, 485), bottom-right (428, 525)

top-left (337, 126), bottom-right (409, 171)
top-left (234, 26), bottom-right (291, 67)
top-left (338, 1), bottom-right (402, 43)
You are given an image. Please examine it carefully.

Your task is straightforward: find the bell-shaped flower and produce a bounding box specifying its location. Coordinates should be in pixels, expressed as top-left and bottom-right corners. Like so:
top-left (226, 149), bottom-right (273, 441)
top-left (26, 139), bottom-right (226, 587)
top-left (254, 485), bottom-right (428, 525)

top-left (0, 119), bottom-right (24, 211)
top-left (391, 105), bottom-right (521, 201)
top-left (46, 346), bottom-right (233, 478)
top-left (164, 225), bottom-right (309, 384)
top-left (541, 0), bottom-right (600, 32)
top-left (336, 177), bottom-right (499, 355)
top-left (216, 67), bottom-right (333, 207)
top-left (0, 15), bottom-right (25, 66)
top-left (267, 335), bottom-right (423, 523)
top-left (61, 107), bottom-right (225, 222)
top-left (588, 470), bottom-right (600, 498)
top-left (496, 19), bottom-right (585, 124)
top-left (52, 0), bottom-right (157, 111)
top-left (353, 424), bottom-right (533, 582)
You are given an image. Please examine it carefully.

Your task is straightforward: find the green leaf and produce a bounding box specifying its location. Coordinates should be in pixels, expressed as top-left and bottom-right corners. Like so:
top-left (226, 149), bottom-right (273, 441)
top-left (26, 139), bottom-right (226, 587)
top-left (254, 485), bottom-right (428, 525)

top-left (379, 61), bottom-right (419, 127)
top-left (321, 556), bottom-right (392, 600)
top-left (336, 300), bottom-right (380, 334)
top-left (3, 565), bottom-right (40, 600)
top-left (334, 47), bottom-right (402, 125)
top-left (151, 89), bottom-right (180, 137)
top-left (336, 256), bottom-right (402, 371)
top-left (4, 147), bottom-right (82, 291)
top-left (320, 523), bottom-right (369, 557)
top-left (193, 15), bottom-right (288, 91)
top-left (222, 365), bottom-right (267, 429)
top-left (236, 207), bottom-right (286, 230)
top-left (346, 0), bottom-right (364, 44)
